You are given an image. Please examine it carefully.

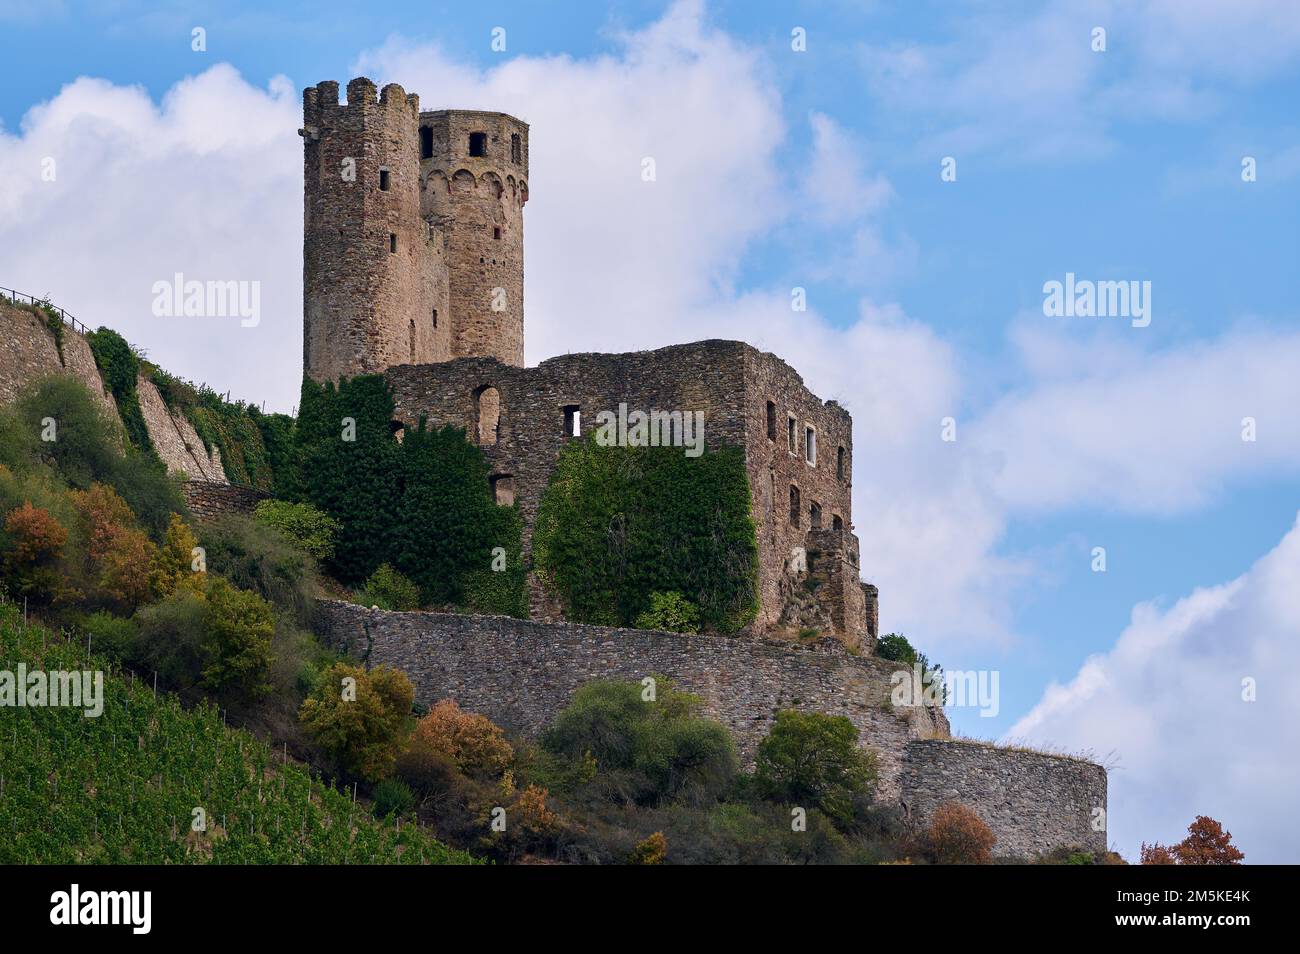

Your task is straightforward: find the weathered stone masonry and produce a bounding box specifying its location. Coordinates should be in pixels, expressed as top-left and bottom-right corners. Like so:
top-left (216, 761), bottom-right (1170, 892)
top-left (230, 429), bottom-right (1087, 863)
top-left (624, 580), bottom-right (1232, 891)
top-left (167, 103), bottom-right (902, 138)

top-left (900, 739), bottom-right (1108, 857)
top-left (315, 599), bottom-right (946, 800)
top-left (317, 600), bottom-right (1106, 856)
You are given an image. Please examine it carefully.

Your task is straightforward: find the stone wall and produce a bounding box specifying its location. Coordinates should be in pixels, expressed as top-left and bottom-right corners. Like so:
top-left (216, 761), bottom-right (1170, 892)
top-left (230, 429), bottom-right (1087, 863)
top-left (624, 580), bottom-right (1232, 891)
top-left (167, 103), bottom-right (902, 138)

top-left (182, 480), bottom-right (269, 521)
top-left (899, 739), bottom-right (1108, 858)
top-left (135, 374), bottom-right (226, 482)
top-left (314, 599), bottom-right (948, 799)
top-left (0, 300), bottom-right (117, 418)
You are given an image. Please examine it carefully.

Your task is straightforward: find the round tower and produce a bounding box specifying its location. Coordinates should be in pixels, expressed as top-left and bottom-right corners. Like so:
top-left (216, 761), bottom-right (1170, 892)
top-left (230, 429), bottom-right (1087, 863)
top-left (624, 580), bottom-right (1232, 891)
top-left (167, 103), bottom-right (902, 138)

top-left (302, 77), bottom-right (442, 382)
top-left (419, 109), bottom-right (528, 366)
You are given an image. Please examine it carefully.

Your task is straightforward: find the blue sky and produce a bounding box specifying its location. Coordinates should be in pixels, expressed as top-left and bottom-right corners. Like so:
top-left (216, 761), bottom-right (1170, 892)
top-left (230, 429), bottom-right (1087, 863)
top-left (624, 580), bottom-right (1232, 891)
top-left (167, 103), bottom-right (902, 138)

top-left (2, 0), bottom-right (1298, 860)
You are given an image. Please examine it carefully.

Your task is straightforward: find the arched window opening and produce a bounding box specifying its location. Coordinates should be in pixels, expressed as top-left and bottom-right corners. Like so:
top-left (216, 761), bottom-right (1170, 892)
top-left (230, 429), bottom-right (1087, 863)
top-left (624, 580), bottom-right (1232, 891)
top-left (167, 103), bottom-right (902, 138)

top-left (477, 386), bottom-right (500, 445)
top-left (810, 501), bottom-right (822, 529)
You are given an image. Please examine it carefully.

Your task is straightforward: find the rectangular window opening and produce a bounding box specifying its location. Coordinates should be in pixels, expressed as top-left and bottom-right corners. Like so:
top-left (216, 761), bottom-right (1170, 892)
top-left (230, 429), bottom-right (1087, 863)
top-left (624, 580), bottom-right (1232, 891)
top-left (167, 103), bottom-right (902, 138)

top-left (563, 404), bottom-right (581, 438)
top-left (469, 132), bottom-right (487, 157)
top-left (420, 127), bottom-right (433, 159)
top-left (766, 401), bottom-right (777, 441)
top-left (389, 233), bottom-right (398, 254)
top-left (787, 415), bottom-right (797, 454)
top-left (789, 485), bottom-right (801, 527)
top-left (379, 169), bottom-right (391, 191)
top-left (805, 426), bottom-right (817, 466)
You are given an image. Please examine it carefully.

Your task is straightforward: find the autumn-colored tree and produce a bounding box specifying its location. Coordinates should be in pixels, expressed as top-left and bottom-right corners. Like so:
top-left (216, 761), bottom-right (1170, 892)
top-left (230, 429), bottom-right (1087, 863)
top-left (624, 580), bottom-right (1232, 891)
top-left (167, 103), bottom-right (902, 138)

top-left (1143, 816), bottom-right (1245, 866)
top-left (404, 699), bottom-right (514, 780)
top-left (1139, 842), bottom-right (1177, 865)
top-left (2, 502), bottom-right (70, 604)
top-left (299, 662), bottom-right (414, 781)
top-left (71, 483), bottom-right (158, 611)
top-left (1174, 816), bottom-right (1245, 865)
top-left (149, 513), bottom-right (201, 598)
top-left (922, 802), bottom-right (996, 864)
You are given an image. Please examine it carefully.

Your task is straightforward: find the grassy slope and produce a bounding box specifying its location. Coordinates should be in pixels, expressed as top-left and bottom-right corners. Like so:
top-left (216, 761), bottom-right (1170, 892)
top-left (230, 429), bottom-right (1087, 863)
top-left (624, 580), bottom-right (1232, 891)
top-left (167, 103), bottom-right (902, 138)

top-left (0, 604), bottom-right (478, 865)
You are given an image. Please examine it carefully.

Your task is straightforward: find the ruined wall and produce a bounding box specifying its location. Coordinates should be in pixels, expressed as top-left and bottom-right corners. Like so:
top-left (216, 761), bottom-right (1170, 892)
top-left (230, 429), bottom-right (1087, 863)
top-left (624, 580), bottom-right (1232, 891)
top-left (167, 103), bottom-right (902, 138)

top-left (742, 347), bottom-right (855, 634)
top-left (899, 739), bottom-right (1108, 858)
top-left (314, 599), bottom-right (948, 798)
top-left (420, 109), bottom-right (527, 366)
top-left (182, 480), bottom-right (270, 521)
top-left (800, 528), bottom-right (868, 649)
top-left (0, 300), bottom-right (116, 417)
top-left (135, 374), bottom-right (225, 482)
top-left (302, 78), bottom-right (440, 382)
top-left (385, 339), bottom-right (861, 638)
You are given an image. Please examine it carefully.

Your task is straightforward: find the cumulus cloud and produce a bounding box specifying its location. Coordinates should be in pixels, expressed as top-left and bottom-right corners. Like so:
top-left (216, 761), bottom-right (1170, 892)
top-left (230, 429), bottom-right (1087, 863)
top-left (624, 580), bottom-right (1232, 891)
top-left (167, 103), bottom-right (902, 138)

top-left (0, 65), bottom-right (301, 409)
top-left (1007, 515), bottom-right (1300, 863)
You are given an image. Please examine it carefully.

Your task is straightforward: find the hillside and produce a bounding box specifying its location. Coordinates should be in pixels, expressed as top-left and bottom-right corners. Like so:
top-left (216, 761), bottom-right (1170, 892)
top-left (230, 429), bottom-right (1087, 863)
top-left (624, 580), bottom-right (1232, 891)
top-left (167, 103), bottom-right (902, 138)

top-left (0, 603), bottom-right (477, 865)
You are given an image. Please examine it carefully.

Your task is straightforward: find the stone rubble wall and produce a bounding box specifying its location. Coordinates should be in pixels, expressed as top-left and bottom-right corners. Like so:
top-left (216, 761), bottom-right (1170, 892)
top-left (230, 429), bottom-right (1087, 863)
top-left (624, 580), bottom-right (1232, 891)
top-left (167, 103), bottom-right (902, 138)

top-left (314, 599), bottom-right (949, 800)
top-left (899, 738), bottom-right (1108, 858)
top-left (135, 374), bottom-right (226, 482)
top-left (181, 480), bottom-right (270, 521)
top-left (0, 300), bottom-right (117, 418)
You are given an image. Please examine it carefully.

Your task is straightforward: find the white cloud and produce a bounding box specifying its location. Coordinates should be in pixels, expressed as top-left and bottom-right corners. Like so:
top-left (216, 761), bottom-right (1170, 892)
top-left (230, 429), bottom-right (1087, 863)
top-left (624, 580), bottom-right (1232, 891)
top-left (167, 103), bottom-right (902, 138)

top-left (0, 65), bottom-right (301, 409)
top-left (1007, 515), bottom-right (1300, 863)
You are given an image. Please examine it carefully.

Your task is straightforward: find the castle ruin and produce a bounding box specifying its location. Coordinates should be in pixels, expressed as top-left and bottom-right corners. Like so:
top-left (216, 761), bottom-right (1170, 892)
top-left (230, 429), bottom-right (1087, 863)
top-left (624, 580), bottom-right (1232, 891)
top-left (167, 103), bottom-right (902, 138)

top-left (301, 77), bottom-right (875, 648)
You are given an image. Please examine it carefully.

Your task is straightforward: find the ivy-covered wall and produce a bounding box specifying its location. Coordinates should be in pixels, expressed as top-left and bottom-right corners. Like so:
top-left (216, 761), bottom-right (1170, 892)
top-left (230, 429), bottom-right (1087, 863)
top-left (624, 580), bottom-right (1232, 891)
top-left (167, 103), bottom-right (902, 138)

top-left (533, 438), bottom-right (760, 633)
top-left (294, 374), bottom-right (524, 616)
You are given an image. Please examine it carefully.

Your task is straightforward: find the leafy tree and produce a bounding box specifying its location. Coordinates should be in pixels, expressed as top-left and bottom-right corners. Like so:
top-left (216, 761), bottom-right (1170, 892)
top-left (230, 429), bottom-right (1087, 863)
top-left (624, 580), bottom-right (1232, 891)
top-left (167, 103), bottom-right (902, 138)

top-left (149, 513), bottom-right (201, 599)
top-left (199, 514), bottom-right (318, 626)
top-left (2, 502), bottom-right (71, 605)
top-left (299, 662), bottom-right (414, 782)
top-left (921, 802), bottom-right (996, 864)
top-left (294, 375), bottom-right (398, 584)
top-left (85, 327), bottom-right (152, 454)
top-left (199, 576), bottom-right (275, 697)
top-left (629, 831), bottom-right (668, 865)
top-left (542, 678), bottom-right (736, 807)
top-left (875, 632), bottom-right (946, 704)
top-left (754, 710), bottom-right (878, 823)
top-left (1142, 815), bottom-right (1245, 865)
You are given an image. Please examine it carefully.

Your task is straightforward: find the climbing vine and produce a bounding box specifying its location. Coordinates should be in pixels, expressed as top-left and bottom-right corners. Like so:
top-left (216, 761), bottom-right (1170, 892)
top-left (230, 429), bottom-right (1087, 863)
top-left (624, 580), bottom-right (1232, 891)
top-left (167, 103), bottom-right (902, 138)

top-left (533, 437), bottom-right (759, 633)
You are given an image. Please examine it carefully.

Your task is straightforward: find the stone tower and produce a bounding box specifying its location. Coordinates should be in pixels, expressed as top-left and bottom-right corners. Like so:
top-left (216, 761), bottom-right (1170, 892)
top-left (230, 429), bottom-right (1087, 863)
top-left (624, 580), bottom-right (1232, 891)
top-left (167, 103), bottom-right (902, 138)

top-left (301, 78), bottom-right (443, 382)
top-left (419, 109), bottom-right (528, 367)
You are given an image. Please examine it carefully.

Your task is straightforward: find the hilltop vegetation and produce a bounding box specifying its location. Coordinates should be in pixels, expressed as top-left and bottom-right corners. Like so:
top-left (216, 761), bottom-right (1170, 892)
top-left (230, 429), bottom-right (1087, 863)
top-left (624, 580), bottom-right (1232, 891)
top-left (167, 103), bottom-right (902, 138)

top-left (0, 604), bottom-right (474, 864)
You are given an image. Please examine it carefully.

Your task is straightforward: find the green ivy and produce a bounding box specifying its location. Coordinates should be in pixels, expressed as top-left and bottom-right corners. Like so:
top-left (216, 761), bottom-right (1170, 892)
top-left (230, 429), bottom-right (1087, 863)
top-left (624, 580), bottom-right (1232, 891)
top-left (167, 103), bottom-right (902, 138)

top-left (86, 327), bottom-right (153, 456)
top-left (533, 437), bottom-right (759, 633)
top-left (292, 375), bottom-right (523, 614)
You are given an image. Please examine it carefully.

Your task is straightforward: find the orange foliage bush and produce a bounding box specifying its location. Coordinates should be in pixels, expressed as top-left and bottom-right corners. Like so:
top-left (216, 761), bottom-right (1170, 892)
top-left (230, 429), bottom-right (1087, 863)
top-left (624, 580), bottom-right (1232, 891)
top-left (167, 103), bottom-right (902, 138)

top-left (71, 483), bottom-right (158, 611)
top-left (406, 699), bottom-right (514, 780)
top-left (922, 801), bottom-right (996, 864)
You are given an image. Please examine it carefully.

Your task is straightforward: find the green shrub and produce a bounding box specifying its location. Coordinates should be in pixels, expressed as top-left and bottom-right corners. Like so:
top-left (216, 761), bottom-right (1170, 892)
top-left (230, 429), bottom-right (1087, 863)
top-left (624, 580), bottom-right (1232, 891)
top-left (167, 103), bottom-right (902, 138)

top-left (132, 587), bottom-right (209, 689)
top-left (542, 678), bottom-right (737, 807)
top-left (13, 376), bottom-right (122, 489)
top-left (372, 778), bottom-right (417, 819)
top-left (77, 610), bottom-right (139, 662)
top-left (130, 576), bottom-right (274, 698)
top-left (198, 515), bottom-right (318, 626)
top-left (252, 499), bottom-right (340, 560)
top-left (634, 591), bottom-right (701, 633)
top-left (533, 438), bottom-right (759, 633)
top-left (354, 563), bottom-right (420, 611)
top-left (11, 376), bottom-right (185, 539)
top-left (754, 710), bottom-right (878, 825)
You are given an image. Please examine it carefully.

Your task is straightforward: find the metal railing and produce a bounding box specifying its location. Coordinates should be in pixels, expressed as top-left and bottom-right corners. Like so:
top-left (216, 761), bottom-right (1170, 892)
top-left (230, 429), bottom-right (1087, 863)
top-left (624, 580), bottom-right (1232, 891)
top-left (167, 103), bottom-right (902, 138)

top-left (1, 285), bottom-right (91, 336)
